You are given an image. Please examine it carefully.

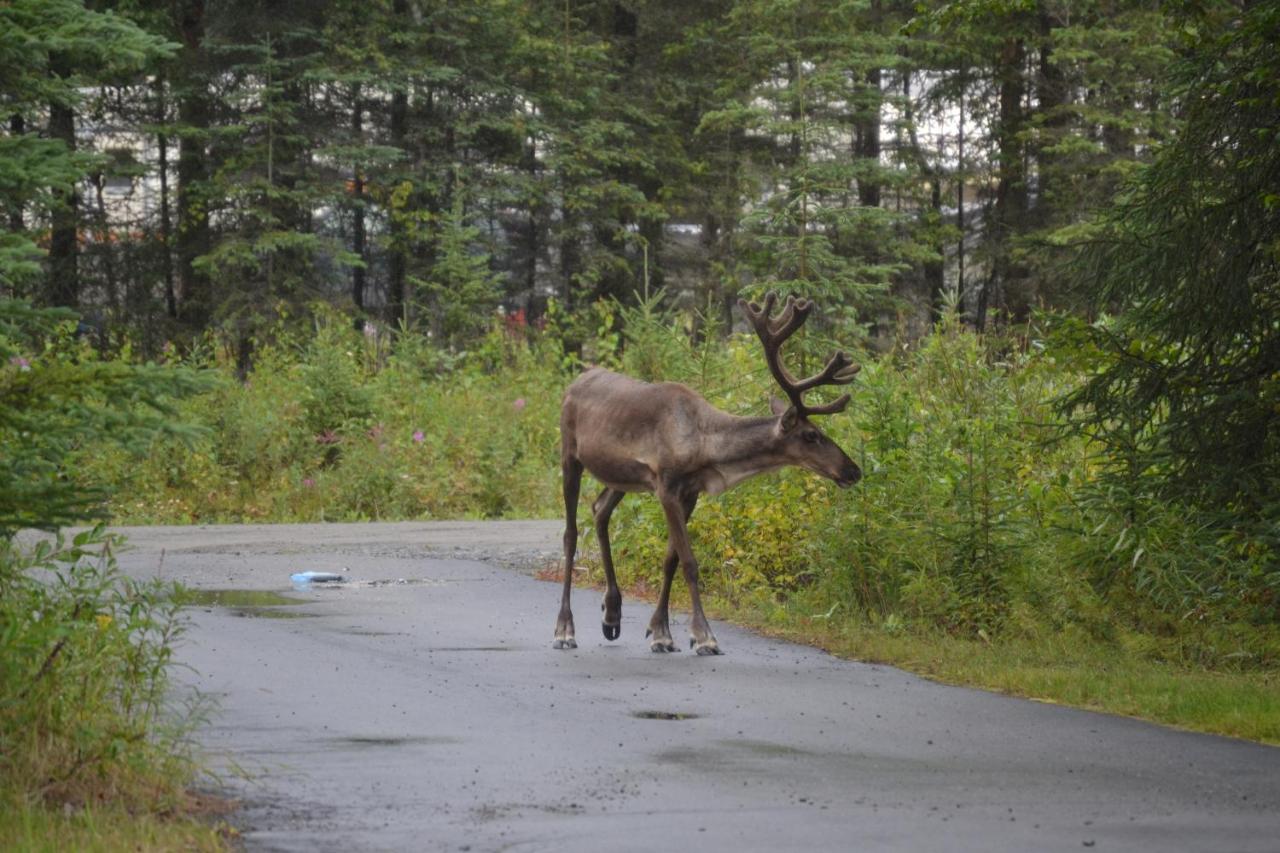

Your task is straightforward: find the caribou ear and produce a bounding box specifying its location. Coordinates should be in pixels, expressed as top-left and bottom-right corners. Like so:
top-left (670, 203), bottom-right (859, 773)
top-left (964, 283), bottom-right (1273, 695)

top-left (769, 396), bottom-right (789, 416)
top-left (774, 401), bottom-right (799, 432)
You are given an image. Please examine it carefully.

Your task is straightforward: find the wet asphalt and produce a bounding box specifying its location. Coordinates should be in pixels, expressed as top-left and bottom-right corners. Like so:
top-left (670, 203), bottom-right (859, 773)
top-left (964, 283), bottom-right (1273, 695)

top-left (110, 522), bottom-right (1280, 853)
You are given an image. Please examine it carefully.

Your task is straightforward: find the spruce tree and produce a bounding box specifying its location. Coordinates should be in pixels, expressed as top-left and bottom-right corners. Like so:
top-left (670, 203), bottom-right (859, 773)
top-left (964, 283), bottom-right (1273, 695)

top-left (1067, 1), bottom-right (1280, 523)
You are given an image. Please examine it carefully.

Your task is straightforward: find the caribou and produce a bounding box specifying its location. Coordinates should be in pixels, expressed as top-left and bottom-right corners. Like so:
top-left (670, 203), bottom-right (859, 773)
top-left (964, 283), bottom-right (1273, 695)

top-left (554, 292), bottom-right (862, 655)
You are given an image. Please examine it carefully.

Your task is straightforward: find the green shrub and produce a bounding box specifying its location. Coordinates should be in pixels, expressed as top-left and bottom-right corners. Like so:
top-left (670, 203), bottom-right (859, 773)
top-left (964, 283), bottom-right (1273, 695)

top-left (84, 315), bottom-right (566, 523)
top-left (0, 300), bottom-right (208, 534)
top-left (0, 527), bottom-right (200, 811)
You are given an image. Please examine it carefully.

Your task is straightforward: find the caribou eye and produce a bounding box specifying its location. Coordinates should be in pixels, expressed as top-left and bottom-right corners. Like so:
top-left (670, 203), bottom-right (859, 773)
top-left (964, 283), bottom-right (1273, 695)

top-left (802, 430), bottom-right (820, 444)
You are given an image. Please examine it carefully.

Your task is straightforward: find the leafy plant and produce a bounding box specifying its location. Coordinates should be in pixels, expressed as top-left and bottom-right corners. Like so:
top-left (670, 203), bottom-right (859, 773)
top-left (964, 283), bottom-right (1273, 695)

top-left (0, 300), bottom-right (209, 536)
top-left (0, 526), bottom-right (202, 811)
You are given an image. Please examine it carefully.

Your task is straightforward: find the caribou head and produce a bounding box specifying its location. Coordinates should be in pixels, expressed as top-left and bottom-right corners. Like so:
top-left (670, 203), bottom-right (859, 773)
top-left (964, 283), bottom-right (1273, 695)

top-left (740, 291), bottom-right (862, 489)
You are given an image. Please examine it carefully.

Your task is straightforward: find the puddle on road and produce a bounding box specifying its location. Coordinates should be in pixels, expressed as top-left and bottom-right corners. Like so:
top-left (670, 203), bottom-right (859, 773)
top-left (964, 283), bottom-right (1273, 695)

top-left (365, 577), bottom-right (451, 588)
top-left (179, 588), bottom-right (313, 619)
top-left (472, 801), bottom-right (586, 823)
top-left (653, 739), bottom-right (813, 772)
top-left (718, 738), bottom-right (814, 758)
top-left (330, 735), bottom-right (460, 748)
top-left (632, 710), bottom-right (700, 721)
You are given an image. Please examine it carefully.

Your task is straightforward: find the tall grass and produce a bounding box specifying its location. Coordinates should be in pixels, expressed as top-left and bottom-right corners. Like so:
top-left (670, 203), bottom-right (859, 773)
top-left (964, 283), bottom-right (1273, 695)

top-left (85, 311), bottom-right (564, 523)
top-left (0, 527), bottom-right (223, 848)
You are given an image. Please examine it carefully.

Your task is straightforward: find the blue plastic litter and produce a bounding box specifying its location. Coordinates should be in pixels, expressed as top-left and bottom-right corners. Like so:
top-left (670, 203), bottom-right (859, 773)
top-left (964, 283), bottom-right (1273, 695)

top-left (291, 571), bottom-right (346, 589)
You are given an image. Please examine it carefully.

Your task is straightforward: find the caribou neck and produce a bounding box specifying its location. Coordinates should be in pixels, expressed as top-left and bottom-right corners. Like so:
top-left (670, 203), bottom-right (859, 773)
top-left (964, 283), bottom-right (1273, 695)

top-left (698, 414), bottom-right (786, 495)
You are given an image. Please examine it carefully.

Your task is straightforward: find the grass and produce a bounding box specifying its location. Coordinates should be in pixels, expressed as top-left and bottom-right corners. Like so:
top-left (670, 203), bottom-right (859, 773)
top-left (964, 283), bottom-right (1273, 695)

top-left (0, 793), bottom-right (235, 853)
top-left (0, 529), bottom-right (235, 852)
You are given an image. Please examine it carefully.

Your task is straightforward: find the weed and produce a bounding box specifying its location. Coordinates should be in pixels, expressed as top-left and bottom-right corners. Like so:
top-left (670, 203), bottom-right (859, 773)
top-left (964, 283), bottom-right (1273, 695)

top-left (0, 526), bottom-right (218, 845)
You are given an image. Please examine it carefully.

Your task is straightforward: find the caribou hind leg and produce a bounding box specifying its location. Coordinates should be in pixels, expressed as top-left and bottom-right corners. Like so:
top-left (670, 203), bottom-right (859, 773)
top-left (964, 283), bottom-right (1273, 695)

top-left (646, 546), bottom-right (680, 652)
top-left (592, 488), bottom-right (626, 640)
top-left (554, 456), bottom-right (583, 649)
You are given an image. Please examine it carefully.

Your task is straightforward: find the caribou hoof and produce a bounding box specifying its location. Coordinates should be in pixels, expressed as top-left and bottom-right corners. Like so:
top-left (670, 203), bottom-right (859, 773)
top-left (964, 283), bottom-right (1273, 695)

top-left (691, 638), bottom-right (722, 656)
top-left (647, 628), bottom-right (678, 653)
top-left (552, 637), bottom-right (578, 650)
top-left (602, 622), bottom-right (621, 641)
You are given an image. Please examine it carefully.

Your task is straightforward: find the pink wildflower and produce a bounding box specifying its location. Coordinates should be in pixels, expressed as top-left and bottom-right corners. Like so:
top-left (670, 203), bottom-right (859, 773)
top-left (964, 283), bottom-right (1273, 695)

top-left (303, 478), bottom-right (316, 488)
top-left (513, 398), bottom-right (526, 412)
top-left (412, 429), bottom-right (425, 443)
top-left (315, 430), bottom-right (340, 445)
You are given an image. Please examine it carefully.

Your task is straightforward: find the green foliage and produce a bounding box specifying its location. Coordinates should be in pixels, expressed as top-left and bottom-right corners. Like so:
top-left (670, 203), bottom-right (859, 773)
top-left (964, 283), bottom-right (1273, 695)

top-left (83, 315), bottom-right (565, 523)
top-left (1065, 0), bottom-right (1280, 551)
top-left (407, 192), bottom-right (505, 346)
top-left (0, 0), bottom-right (172, 297)
top-left (0, 300), bottom-right (209, 536)
top-left (695, 0), bottom-right (927, 320)
top-left (0, 299), bottom-right (218, 843)
top-left (0, 526), bottom-right (200, 811)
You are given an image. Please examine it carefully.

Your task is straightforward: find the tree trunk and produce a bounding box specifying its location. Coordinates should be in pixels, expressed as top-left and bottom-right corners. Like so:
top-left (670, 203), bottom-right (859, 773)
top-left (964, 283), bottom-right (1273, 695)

top-left (901, 72), bottom-right (944, 322)
top-left (386, 72), bottom-right (409, 327)
top-left (854, 0), bottom-right (883, 210)
top-left (91, 175), bottom-right (119, 315)
top-left (156, 77), bottom-right (176, 319)
top-left (425, 86), bottom-right (449, 340)
top-left (174, 1), bottom-right (212, 330)
top-left (639, 194), bottom-right (664, 298)
top-left (854, 64), bottom-right (882, 209)
top-left (1034, 9), bottom-right (1067, 228)
top-left (47, 54), bottom-right (78, 309)
top-left (957, 75), bottom-right (966, 318)
top-left (351, 88), bottom-right (367, 318)
top-left (560, 213), bottom-right (579, 312)
top-left (7, 114), bottom-right (23, 235)
top-left (787, 58), bottom-right (803, 167)
top-left (523, 135), bottom-right (540, 318)
top-left (984, 35), bottom-right (1028, 330)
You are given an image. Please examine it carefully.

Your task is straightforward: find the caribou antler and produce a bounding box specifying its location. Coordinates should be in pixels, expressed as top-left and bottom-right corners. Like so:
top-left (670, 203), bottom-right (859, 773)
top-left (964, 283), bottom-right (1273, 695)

top-left (738, 292), bottom-right (861, 417)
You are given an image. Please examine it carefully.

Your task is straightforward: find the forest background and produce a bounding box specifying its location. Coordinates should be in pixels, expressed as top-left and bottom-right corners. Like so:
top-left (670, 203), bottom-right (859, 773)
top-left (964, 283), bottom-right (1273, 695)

top-left (1, 0), bottom-right (1278, 844)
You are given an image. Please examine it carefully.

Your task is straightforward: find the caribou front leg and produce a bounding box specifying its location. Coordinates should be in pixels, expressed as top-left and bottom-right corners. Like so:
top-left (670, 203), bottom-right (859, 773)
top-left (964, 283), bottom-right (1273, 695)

top-left (554, 457), bottom-right (583, 649)
top-left (592, 488), bottom-right (625, 641)
top-left (647, 493), bottom-right (696, 653)
top-left (658, 488), bottom-right (720, 655)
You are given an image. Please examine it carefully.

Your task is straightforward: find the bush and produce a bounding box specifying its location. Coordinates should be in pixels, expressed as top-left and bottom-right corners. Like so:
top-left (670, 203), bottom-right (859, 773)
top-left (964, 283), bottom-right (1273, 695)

top-left (82, 311), bottom-right (566, 523)
top-left (0, 300), bottom-right (208, 534)
top-left (0, 527), bottom-right (200, 811)
top-left (0, 299), bottom-right (219, 845)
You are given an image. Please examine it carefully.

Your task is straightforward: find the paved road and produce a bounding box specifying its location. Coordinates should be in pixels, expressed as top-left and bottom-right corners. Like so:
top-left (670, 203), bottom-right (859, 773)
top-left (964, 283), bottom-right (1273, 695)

top-left (111, 522), bottom-right (1280, 853)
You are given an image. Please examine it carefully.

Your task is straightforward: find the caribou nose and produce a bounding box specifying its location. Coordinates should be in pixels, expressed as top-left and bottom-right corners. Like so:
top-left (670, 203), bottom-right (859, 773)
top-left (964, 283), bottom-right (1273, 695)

top-left (837, 466), bottom-right (862, 488)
